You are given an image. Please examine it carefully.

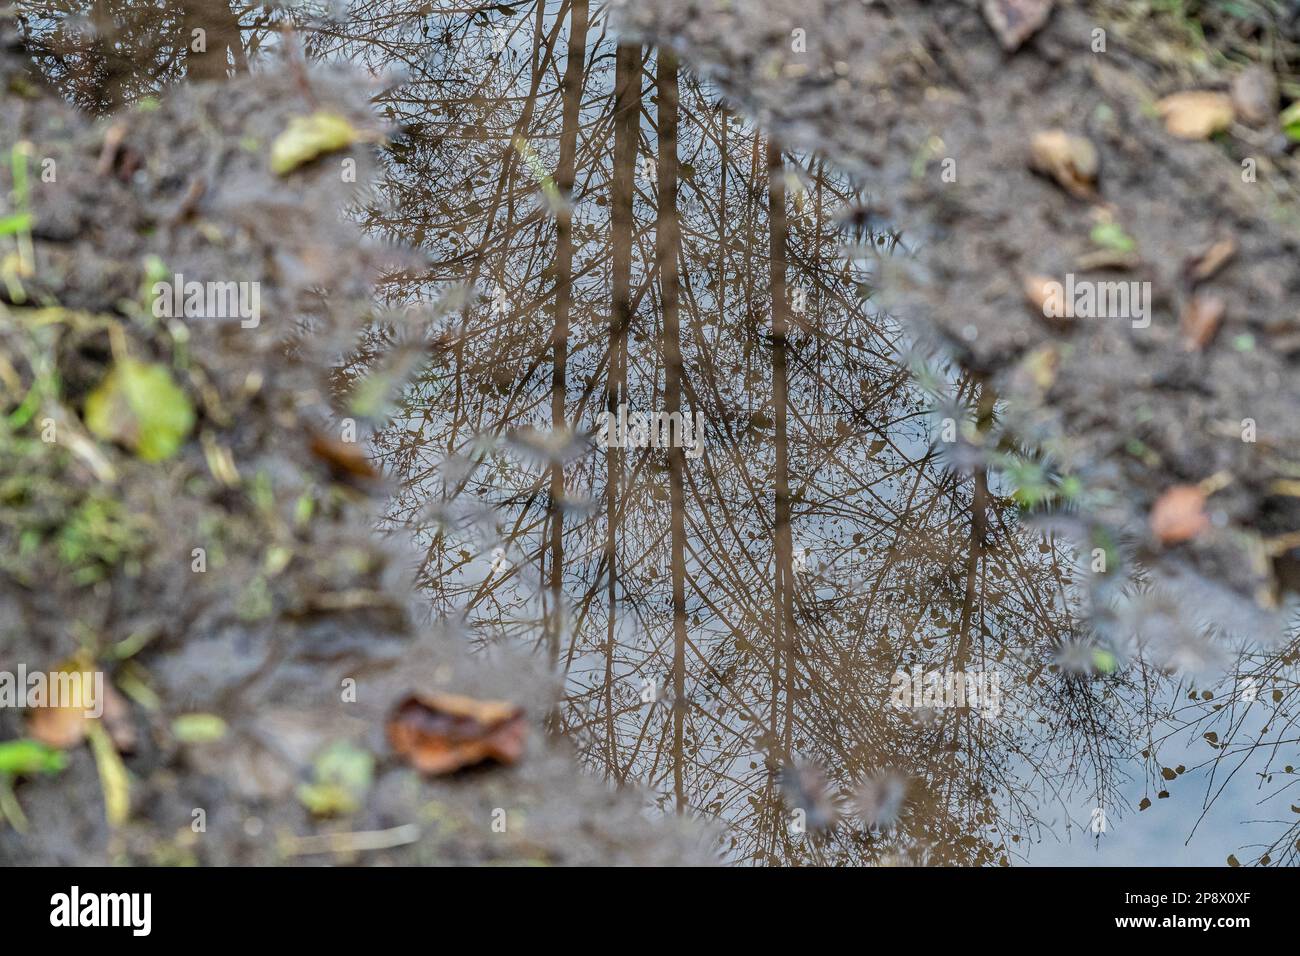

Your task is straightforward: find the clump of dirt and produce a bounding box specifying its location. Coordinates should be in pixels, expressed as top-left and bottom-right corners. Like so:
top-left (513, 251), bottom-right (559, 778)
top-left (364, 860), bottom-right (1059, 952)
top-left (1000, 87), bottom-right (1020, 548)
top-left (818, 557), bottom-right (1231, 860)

top-left (0, 13), bottom-right (713, 865)
top-left (615, 0), bottom-right (1300, 658)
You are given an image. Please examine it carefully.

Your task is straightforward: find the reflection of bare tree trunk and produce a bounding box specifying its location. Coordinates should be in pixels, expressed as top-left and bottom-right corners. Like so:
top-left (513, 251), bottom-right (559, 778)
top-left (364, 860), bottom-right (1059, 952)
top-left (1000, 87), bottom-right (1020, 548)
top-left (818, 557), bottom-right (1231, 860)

top-left (956, 375), bottom-right (993, 670)
top-left (604, 40), bottom-right (639, 780)
top-left (181, 0), bottom-right (246, 82)
top-left (546, 0), bottom-right (589, 664)
top-left (657, 50), bottom-right (689, 815)
top-left (89, 0), bottom-right (132, 111)
top-left (767, 139), bottom-right (796, 756)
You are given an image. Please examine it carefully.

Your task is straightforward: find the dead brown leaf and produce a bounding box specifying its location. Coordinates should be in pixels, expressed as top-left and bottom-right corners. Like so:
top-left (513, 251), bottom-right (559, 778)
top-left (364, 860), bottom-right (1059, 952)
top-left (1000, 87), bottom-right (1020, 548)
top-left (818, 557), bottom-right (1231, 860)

top-left (1186, 238), bottom-right (1236, 284)
top-left (982, 0), bottom-right (1055, 51)
top-left (26, 664), bottom-right (99, 749)
top-left (95, 122), bottom-right (127, 176)
top-left (1150, 485), bottom-right (1210, 545)
top-left (309, 430), bottom-right (379, 482)
top-left (1156, 91), bottom-right (1235, 140)
top-left (26, 662), bottom-right (134, 753)
top-left (1028, 130), bottom-right (1098, 198)
top-left (100, 683), bottom-right (137, 754)
top-left (386, 693), bottom-right (527, 775)
top-left (1181, 293), bottom-right (1225, 351)
top-left (27, 698), bottom-right (88, 749)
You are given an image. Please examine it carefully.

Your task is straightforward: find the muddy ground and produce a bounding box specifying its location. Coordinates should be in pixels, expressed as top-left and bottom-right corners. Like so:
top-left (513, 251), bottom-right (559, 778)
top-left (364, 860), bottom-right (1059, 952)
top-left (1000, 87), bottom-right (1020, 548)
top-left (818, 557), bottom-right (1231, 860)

top-left (0, 12), bottom-right (714, 865)
top-left (615, 0), bottom-right (1300, 657)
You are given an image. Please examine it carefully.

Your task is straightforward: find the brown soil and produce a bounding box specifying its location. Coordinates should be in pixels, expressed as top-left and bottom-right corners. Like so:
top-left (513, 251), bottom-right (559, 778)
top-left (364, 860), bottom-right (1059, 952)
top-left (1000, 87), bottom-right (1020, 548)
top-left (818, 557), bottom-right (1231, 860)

top-left (0, 13), bottom-right (713, 865)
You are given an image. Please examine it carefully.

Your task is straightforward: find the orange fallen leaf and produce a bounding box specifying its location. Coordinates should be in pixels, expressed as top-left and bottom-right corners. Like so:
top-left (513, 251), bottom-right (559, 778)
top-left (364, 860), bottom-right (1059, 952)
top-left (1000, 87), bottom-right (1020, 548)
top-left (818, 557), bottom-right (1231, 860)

top-left (1156, 91), bottom-right (1235, 140)
top-left (1181, 293), bottom-right (1225, 351)
top-left (309, 430), bottom-right (379, 482)
top-left (1150, 485), bottom-right (1210, 544)
top-left (26, 664), bottom-right (100, 749)
top-left (386, 693), bottom-right (527, 775)
top-left (27, 699), bottom-right (88, 750)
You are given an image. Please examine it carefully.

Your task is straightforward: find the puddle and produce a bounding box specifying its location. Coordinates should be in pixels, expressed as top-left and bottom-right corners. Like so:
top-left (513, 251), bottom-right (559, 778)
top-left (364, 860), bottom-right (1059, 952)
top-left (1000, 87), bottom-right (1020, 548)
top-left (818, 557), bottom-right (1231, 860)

top-left (14, 0), bottom-right (1299, 866)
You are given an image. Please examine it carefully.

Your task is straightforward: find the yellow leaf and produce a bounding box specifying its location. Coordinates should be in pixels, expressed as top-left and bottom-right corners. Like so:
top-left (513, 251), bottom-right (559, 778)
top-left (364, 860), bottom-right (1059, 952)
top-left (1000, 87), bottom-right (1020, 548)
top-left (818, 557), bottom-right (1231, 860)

top-left (271, 111), bottom-right (359, 175)
top-left (84, 358), bottom-right (194, 462)
top-left (86, 721), bottom-right (129, 827)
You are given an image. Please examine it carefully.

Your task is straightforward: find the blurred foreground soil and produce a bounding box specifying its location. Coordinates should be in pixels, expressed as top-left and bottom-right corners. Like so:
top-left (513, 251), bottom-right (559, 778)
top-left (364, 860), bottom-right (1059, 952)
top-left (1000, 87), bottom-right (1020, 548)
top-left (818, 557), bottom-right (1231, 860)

top-left (0, 12), bottom-right (714, 865)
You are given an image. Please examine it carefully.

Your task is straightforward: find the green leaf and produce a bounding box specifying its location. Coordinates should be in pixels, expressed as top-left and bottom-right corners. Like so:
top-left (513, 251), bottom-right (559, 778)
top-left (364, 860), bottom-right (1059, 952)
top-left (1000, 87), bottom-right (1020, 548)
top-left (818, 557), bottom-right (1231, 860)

top-left (293, 493), bottom-right (315, 528)
top-left (84, 358), bottom-right (194, 462)
top-left (314, 741), bottom-right (374, 794)
top-left (348, 370), bottom-right (394, 418)
top-left (296, 742), bottom-right (374, 817)
top-left (0, 739), bottom-right (68, 776)
top-left (1058, 475), bottom-right (1083, 501)
top-left (1281, 101), bottom-right (1300, 142)
top-left (270, 111), bottom-right (359, 175)
top-left (1090, 221), bottom-right (1136, 254)
top-left (1092, 649), bottom-right (1117, 674)
top-left (296, 782), bottom-right (360, 816)
top-left (171, 713), bottom-right (227, 743)
top-left (0, 213), bottom-right (33, 236)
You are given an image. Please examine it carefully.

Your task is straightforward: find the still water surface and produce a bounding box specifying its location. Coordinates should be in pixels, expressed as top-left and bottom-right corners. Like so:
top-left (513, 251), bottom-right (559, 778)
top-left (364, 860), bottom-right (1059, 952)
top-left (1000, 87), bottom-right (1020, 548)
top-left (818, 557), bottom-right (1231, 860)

top-left (15, 0), bottom-right (1299, 866)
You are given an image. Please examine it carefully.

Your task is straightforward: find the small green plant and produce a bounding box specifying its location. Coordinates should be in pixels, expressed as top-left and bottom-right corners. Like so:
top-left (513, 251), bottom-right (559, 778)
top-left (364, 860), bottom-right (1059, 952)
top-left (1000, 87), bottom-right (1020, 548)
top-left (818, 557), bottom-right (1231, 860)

top-left (1090, 220), bottom-right (1137, 254)
top-left (55, 494), bottom-right (147, 585)
top-left (296, 741), bottom-right (374, 817)
top-left (1092, 649), bottom-right (1118, 674)
top-left (996, 451), bottom-right (1084, 512)
top-left (1, 141), bottom-right (36, 303)
top-left (0, 738), bottom-right (67, 832)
